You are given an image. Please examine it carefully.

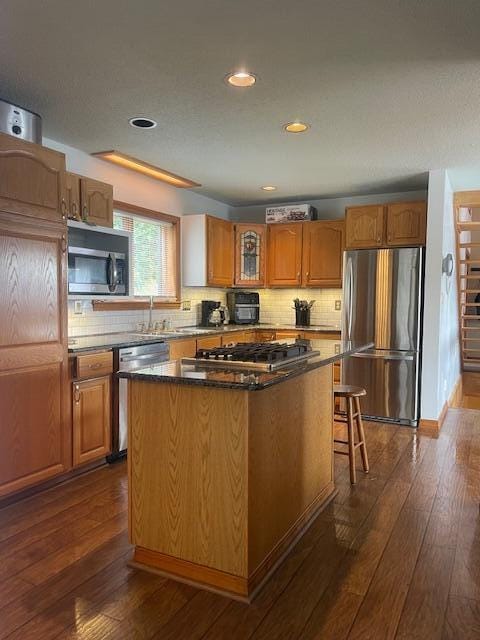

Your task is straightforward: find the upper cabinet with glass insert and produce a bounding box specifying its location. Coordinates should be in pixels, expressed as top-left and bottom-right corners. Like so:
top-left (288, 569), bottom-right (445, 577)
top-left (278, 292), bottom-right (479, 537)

top-left (234, 223), bottom-right (266, 287)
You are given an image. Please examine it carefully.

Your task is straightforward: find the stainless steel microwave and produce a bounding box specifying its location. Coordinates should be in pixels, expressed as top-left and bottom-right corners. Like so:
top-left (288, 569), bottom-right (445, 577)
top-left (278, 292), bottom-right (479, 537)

top-left (67, 221), bottom-right (131, 296)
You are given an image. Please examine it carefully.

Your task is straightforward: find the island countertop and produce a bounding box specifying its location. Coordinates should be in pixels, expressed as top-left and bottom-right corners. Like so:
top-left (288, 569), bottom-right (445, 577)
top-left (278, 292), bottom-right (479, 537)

top-left (117, 339), bottom-right (372, 390)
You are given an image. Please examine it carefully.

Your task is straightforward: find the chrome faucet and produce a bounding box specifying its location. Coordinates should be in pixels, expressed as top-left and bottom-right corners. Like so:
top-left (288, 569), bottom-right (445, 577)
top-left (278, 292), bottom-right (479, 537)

top-left (147, 295), bottom-right (154, 331)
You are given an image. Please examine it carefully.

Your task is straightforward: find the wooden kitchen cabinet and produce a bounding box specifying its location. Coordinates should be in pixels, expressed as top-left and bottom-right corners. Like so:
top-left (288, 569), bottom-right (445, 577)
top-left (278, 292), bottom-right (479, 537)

top-left (345, 205), bottom-right (385, 249)
top-left (267, 223), bottom-right (303, 287)
top-left (302, 220), bottom-right (345, 287)
top-left (65, 172), bottom-right (81, 221)
top-left (234, 223), bottom-right (266, 287)
top-left (168, 338), bottom-right (198, 360)
top-left (0, 213), bottom-right (70, 498)
top-left (207, 216), bottom-right (234, 286)
top-left (80, 176), bottom-right (113, 227)
top-left (386, 201), bottom-right (427, 246)
top-left (182, 214), bottom-right (234, 287)
top-left (0, 132), bottom-right (67, 222)
top-left (72, 376), bottom-right (111, 467)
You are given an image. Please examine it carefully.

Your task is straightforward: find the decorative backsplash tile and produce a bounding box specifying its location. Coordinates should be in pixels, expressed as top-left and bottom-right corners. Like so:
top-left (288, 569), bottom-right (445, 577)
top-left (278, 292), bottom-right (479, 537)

top-left (68, 287), bottom-right (342, 336)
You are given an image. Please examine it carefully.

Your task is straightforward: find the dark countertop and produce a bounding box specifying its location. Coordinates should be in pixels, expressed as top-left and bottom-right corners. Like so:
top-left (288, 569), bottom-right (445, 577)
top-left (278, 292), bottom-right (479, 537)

top-left (117, 339), bottom-right (372, 391)
top-left (67, 324), bottom-right (341, 353)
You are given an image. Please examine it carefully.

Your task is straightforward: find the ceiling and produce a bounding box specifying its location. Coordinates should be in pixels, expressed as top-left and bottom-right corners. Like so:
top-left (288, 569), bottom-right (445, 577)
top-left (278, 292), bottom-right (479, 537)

top-left (2, 0), bottom-right (480, 206)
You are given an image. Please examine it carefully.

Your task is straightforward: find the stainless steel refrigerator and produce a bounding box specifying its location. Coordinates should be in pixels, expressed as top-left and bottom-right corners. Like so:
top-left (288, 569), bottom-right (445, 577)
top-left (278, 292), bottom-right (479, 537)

top-left (342, 247), bottom-right (424, 426)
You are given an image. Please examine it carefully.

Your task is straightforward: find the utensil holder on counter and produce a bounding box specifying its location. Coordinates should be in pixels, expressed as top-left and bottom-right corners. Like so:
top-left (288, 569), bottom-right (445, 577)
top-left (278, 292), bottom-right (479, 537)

top-left (295, 309), bottom-right (310, 327)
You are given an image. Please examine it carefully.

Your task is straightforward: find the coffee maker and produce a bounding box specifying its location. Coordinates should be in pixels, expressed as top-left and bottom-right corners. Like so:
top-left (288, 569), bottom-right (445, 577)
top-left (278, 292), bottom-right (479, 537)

top-left (200, 300), bottom-right (221, 327)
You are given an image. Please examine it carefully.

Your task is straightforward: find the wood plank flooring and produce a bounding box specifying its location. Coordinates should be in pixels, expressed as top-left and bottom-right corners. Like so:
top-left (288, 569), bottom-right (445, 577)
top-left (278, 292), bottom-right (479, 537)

top-left (1, 410), bottom-right (480, 639)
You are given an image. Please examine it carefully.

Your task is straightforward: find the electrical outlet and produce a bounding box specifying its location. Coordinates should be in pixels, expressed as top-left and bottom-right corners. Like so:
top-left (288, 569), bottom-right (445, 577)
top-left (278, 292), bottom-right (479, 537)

top-left (181, 300), bottom-right (191, 311)
top-left (74, 300), bottom-right (83, 315)
top-left (335, 300), bottom-right (341, 311)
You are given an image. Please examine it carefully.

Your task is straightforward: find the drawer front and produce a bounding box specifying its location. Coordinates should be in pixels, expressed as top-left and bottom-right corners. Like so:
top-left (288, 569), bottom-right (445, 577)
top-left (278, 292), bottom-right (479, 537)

top-left (275, 330), bottom-right (303, 340)
top-left (76, 351), bottom-right (113, 380)
top-left (196, 335), bottom-right (222, 350)
top-left (255, 330), bottom-right (276, 342)
top-left (303, 331), bottom-right (341, 340)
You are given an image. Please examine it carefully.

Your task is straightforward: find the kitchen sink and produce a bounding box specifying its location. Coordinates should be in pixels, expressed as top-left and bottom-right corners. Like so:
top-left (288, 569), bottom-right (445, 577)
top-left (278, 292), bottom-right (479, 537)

top-left (133, 328), bottom-right (213, 337)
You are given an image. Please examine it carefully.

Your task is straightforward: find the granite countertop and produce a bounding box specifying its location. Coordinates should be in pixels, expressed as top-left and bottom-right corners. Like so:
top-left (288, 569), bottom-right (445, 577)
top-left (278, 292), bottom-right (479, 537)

top-left (117, 339), bottom-right (371, 391)
top-left (67, 324), bottom-right (341, 353)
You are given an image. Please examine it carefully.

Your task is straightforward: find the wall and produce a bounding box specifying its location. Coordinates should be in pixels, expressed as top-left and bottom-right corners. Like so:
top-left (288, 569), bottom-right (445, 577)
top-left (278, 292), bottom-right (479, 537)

top-left (44, 137), bottom-right (232, 219)
top-left (229, 190), bottom-right (428, 222)
top-left (420, 170), bottom-right (460, 421)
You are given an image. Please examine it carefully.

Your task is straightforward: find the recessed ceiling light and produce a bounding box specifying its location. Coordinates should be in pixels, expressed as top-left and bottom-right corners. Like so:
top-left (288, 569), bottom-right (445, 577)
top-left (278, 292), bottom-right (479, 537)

top-left (284, 121), bottom-right (309, 133)
top-left (91, 151), bottom-right (200, 188)
top-left (225, 71), bottom-right (257, 87)
top-left (128, 117), bottom-right (157, 129)
top-left (261, 185), bottom-right (277, 191)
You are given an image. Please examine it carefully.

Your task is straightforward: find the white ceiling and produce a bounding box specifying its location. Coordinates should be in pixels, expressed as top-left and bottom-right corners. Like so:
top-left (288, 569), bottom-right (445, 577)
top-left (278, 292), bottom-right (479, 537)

top-left (2, 0), bottom-right (480, 205)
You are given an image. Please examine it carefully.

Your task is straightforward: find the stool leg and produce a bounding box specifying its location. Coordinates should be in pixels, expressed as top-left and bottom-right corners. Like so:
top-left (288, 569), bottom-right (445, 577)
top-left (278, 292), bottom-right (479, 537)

top-left (347, 397), bottom-right (357, 484)
top-left (355, 396), bottom-right (369, 474)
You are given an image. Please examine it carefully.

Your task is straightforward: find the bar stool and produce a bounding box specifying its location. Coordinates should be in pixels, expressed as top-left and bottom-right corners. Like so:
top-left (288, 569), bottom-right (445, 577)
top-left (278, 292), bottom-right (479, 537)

top-left (333, 385), bottom-right (369, 484)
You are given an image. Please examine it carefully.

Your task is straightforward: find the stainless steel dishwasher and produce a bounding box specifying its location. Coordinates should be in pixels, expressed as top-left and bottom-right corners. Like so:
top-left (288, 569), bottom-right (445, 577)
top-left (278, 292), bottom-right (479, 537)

top-left (109, 341), bottom-right (169, 461)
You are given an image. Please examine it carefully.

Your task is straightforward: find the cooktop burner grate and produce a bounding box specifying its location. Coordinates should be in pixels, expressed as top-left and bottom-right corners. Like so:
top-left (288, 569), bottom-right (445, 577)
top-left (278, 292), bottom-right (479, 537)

top-left (181, 341), bottom-right (320, 371)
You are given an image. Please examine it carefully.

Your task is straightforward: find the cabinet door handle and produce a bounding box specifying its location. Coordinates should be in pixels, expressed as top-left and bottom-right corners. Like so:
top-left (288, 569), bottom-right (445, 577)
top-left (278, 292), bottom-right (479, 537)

top-left (305, 272), bottom-right (309, 278)
top-left (88, 363), bottom-right (102, 370)
top-left (74, 384), bottom-right (80, 403)
top-left (61, 235), bottom-right (67, 254)
top-left (71, 202), bottom-right (78, 219)
top-left (61, 198), bottom-right (67, 220)
top-left (82, 205), bottom-right (89, 221)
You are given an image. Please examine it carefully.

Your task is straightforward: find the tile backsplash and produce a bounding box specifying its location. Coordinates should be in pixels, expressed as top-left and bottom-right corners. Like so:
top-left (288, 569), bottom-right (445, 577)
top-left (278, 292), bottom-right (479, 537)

top-left (257, 289), bottom-right (342, 327)
top-left (68, 287), bottom-right (342, 337)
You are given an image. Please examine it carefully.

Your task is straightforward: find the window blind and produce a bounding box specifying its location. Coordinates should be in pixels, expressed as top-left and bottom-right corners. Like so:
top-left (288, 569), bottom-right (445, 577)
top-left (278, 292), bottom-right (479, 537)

top-left (113, 210), bottom-right (176, 298)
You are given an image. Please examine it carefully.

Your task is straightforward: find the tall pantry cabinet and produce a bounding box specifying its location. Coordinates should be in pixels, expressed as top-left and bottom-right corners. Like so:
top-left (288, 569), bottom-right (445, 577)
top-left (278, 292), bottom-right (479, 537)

top-left (0, 132), bottom-right (70, 497)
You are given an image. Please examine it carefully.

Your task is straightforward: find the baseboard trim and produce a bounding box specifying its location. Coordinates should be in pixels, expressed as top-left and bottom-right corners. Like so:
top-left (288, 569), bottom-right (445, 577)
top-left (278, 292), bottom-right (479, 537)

top-left (448, 375), bottom-right (463, 408)
top-left (419, 374), bottom-right (463, 433)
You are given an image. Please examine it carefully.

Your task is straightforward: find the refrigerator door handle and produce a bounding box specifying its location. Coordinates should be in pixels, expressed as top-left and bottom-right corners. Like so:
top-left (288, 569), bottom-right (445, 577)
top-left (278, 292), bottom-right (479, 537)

top-left (344, 256), bottom-right (353, 341)
top-left (351, 352), bottom-right (415, 361)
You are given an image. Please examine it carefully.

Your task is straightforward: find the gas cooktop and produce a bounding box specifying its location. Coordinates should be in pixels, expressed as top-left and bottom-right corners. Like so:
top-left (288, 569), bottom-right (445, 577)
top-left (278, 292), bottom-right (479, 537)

top-left (181, 341), bottom-right (320, 371)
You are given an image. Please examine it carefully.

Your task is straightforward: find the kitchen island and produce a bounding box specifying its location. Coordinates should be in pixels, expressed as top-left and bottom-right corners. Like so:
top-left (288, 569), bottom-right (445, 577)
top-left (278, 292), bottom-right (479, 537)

top-left (119, 339), bottom-right (371, 601)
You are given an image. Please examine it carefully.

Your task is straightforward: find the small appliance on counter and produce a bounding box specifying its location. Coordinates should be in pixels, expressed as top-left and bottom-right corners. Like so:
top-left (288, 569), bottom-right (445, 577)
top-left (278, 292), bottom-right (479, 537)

top-left (227, 291), bottom-right (260, 325)
top-left (200, 300), bottom-right (221, 327)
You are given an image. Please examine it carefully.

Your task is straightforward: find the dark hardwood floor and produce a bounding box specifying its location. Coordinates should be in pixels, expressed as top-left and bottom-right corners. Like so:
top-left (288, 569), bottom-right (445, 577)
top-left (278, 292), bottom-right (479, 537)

top-left (1, 409), bottom-right (479, 639)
